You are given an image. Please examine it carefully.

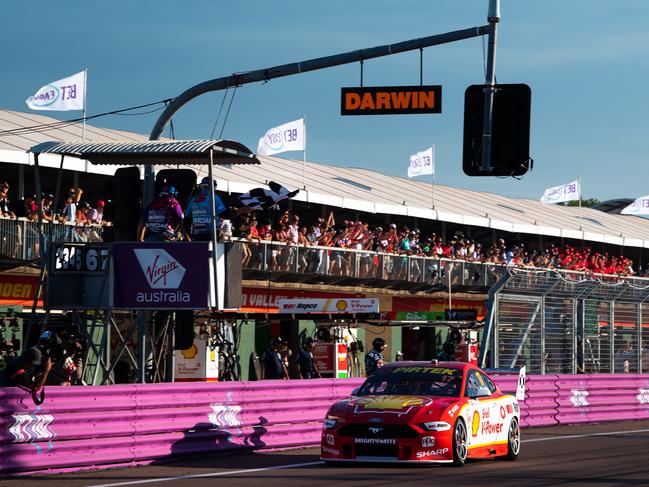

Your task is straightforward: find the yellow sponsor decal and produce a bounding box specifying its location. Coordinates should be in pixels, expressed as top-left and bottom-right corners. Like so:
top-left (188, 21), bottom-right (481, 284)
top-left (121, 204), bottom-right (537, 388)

top-left (355, 396), bottom-right (425, 410)
top-left (471, 411), bottom-right (481, 437)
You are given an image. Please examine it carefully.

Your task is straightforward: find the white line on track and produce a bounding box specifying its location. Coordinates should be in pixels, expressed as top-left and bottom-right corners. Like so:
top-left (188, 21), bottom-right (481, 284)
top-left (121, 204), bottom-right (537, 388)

top-left (521, 427), bottom-right (649, 443)
top-left (86, 427), bottom-right (649, 487)
top-left (86, 461), bottom-right (325, 487)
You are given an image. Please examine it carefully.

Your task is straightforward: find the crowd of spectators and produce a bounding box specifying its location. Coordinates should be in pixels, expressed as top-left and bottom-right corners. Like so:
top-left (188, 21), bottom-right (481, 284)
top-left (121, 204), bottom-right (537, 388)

top-left (232, 210), bottom-right (640, 278)
top-left (0, 181), bottom-right (109, 226)
top-left (134, 183), bottom-right (644, 279)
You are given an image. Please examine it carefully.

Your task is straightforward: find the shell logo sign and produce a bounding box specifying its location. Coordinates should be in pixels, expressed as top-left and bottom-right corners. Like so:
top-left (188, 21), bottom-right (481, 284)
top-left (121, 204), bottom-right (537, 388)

top-left (181, 344), bottom-right (198, 359)
top-left (471, 411), bottom-right (481, 437)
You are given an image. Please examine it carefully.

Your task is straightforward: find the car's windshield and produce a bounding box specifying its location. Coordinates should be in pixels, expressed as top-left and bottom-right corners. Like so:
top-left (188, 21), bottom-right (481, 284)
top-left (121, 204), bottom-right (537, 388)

top-left (356, 366), bottom-right (463, 398)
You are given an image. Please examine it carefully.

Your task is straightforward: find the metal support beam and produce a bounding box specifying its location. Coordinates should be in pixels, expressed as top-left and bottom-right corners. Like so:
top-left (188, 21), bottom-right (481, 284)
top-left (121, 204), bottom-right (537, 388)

top-left (480, 0), bottom-right (500, 172)
top-left (149, 25), bottom-right (489, 145)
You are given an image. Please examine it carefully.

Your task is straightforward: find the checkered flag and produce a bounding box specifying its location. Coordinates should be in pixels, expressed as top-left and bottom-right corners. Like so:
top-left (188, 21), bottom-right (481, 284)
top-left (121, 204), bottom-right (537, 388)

top-left (238, 181), bottom-right (299, 211)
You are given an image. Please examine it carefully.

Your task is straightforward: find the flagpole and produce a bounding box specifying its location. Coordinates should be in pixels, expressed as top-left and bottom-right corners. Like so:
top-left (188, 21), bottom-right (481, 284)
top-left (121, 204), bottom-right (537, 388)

top-left (302, 116), bottom-right (307, 190)
top-left (578, 175), bottom-right (582, 229)
top-left (431, 143), bottom-right (436, 210)
top-left (82, 67), bottom-right (87, 141)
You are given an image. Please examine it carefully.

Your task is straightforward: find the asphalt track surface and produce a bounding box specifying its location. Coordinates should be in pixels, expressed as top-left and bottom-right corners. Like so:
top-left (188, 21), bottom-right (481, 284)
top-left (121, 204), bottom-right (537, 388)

top-left (4, 421), bottom-right (649, 487)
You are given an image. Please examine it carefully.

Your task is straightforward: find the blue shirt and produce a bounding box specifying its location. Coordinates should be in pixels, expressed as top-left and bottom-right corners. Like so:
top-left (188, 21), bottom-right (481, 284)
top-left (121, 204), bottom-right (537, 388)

top-left (186, 191), bottom-right (226, 237)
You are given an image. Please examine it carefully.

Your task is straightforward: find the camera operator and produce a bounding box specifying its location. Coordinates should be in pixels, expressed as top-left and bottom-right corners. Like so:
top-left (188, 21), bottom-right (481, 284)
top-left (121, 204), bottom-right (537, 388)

top-left (0, 347), bottom-right (52, 391)
top-left (43, 330), bottom-right (84, 386)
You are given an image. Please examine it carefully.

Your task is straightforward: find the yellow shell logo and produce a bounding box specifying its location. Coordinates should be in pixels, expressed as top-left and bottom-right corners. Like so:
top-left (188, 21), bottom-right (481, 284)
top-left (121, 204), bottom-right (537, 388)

top-left (181, 344), bottom-right (198, 359)
top-left (471, 411), bottom-right (480, 437)
top-left (356, 396), bottom-right (425, 410)
top-left (336, 300), bottom-right (348, 311)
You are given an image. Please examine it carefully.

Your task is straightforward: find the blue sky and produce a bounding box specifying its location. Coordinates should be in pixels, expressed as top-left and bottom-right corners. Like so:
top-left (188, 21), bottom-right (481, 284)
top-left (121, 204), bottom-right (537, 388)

top-left (2, 0), bottom-right (648, 202)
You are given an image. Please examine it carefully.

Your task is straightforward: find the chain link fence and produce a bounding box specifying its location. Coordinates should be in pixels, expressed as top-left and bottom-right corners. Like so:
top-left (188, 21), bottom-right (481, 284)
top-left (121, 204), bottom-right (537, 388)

top-left (481, 270), bottom-right (649, 374)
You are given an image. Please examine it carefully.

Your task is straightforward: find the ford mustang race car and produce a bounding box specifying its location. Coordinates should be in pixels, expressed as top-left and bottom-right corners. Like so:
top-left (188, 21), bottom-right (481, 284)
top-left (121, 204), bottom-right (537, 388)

top-left (321, 361), bottom-right (520, 465)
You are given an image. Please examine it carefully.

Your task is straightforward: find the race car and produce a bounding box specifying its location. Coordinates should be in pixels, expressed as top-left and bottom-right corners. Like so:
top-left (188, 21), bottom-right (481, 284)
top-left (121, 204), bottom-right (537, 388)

top-left (321, 361), bottom-right (520, 466)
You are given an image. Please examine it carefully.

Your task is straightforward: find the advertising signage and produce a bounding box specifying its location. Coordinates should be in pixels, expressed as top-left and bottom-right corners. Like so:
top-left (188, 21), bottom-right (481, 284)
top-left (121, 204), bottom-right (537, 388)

top-left (112, 242), bottom-right (209, 309)
top-left (341, 85), bottom-right (442, 115)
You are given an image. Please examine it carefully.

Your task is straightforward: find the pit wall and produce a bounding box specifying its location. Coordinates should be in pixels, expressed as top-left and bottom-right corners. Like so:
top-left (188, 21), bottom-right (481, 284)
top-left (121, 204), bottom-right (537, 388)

top-left (2, 374), bottom-right (649, 475)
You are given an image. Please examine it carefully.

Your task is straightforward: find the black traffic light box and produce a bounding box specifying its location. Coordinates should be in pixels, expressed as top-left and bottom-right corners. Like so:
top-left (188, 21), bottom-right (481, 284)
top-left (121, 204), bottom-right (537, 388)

top-left (463, 83), bottom-right (532, 177)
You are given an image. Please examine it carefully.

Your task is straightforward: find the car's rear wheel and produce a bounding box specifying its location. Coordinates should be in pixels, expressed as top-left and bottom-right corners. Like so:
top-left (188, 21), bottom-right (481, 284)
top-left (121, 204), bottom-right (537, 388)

top-left (452, 418), bottom-right (468, 467)
top-left (503, 417), bottom-right (520, 461)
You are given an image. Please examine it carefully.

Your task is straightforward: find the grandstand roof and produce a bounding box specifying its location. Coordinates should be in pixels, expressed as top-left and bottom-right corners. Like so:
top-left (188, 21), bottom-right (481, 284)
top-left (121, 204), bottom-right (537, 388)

top-left (1, 109), bottom-right (649, 249)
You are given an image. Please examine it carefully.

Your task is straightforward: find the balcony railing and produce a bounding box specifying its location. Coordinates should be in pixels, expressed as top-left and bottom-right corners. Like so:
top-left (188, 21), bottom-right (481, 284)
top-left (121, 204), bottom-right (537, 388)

top-left (0, 216), bottom-right (105, 261)
top-left (233, 239), bottom-right (649, 290)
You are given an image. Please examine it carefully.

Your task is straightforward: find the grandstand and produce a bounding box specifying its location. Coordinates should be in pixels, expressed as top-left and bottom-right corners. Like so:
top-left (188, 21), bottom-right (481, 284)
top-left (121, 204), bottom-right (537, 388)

top-left (1, 109), bottom-right (649, 256)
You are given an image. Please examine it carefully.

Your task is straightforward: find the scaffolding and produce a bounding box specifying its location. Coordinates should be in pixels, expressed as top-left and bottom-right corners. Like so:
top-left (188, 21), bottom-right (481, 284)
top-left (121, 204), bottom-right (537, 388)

top-left (480, 270), bottom-right (649, 374)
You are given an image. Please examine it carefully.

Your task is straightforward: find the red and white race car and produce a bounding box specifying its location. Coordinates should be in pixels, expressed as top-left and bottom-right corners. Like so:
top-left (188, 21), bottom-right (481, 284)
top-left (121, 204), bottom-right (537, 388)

top-left (321, 361), bottom-right (520, 466)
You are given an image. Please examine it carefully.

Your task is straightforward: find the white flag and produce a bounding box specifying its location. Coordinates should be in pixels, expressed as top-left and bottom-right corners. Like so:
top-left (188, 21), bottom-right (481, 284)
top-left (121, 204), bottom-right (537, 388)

top-left (621, 195), bottom-right (649, 215)
top-left (407, 145), bottom-right (435, 178)
top-left (26, 70), bottom-right (86, 111)
top-left (257, 118), bottom-right (305, 156)
top-left (540, 179), bottom-right (580, 204)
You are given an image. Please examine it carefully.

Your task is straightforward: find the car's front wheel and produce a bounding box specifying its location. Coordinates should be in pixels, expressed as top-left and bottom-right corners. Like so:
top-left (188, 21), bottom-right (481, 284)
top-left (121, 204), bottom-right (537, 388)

top-left (452, 418), bottom-right (468, 467)
top-left (503, 417), bottom-right (520, 461)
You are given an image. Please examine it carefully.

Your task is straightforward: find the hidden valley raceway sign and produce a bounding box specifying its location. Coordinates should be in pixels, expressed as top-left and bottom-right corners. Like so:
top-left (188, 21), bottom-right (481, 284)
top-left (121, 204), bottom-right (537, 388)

top-left (112, 243), bottom-right (209, 309)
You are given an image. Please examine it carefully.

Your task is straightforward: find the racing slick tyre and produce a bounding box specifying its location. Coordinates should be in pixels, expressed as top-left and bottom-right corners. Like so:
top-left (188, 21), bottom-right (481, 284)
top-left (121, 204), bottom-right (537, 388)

top-left (503, 417), bottom-right (520, 461)
top-left (452, 418), bottom-right (468, 467)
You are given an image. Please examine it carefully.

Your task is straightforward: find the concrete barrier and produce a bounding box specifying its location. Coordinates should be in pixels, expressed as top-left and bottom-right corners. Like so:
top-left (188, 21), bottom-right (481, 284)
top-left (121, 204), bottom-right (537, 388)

top-left (2, 374), bottom-right (648, 475)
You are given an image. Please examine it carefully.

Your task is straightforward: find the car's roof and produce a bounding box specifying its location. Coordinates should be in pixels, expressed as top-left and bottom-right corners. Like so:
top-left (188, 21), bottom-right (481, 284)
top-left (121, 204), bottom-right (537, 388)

top-left (382, 361), bottom-right (471, 371)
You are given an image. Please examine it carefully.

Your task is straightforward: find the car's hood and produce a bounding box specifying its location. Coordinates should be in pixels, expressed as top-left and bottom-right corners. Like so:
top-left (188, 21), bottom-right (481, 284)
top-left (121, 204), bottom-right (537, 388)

top-left (330, 395), bottom-right (456, 421)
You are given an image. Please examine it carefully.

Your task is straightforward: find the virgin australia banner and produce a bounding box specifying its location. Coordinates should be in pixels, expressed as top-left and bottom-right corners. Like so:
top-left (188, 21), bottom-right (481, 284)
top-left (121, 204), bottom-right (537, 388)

top-left (112, 242), bottom-right (209, 309)
top-left (407, 145), bottom-right (435, 178)
top-left (621, 195), bottom-right (649, 215)
top-left (540, 179), bottom-right (580, 204)
top-left (26, 70), bottom-right (86, 111)
top-left (256, 118), bottom-right (305, 156)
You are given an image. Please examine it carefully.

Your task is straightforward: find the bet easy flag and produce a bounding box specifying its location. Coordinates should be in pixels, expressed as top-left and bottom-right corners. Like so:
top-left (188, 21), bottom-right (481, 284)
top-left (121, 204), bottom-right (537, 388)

top-left (621, 195), bottom-right (649, 215)
top-left (26, 70), bottom-right (86, 111)
top-left (407, 145), bottom-right (435, 178)
top-left (540, 179), bottom-right (580, 204)
top-left (256, 118), bottom-right (305, 156)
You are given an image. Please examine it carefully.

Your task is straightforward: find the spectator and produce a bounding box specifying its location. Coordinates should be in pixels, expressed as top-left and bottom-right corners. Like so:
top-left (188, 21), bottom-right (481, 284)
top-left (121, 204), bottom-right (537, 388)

top-left (0, 181), bottom-right (15, 218)
top-left (13, 193), bottom-right (37, 219)
top-left (297, 337), bottom-right (321, 379)
top-left (87, 199), bottom-right (106, 225)
top-left (60, 186), bottom-right (82, 223)
top-left (40, 194), bottom-right (55, 222)
top-left (297, 225), bottom-right (309, 272)
top-left (76, 201), bottom-right (91, 224)
top-left (137, 186), bottom-right (191, 242)
top-left (219, 209), bottom-right (234, 241)
top-left (261, 337), bottom-right (288, 380)
top-left (286, 214), bottom-right (300, 271)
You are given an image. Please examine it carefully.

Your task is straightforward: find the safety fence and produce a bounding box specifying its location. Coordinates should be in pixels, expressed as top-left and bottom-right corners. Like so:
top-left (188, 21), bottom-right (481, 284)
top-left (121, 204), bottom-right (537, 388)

top-left (482, 269), bottom-right (649, 375)
top-left (2, 374), bottom-right (649, 475)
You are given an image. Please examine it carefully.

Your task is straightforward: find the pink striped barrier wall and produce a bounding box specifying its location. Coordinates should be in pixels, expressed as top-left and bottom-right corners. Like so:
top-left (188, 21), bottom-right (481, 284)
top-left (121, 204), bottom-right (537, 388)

top-left (1, 374), bottom-right (648, 475)
top-left (0, 379), bottom-right (364, 475)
